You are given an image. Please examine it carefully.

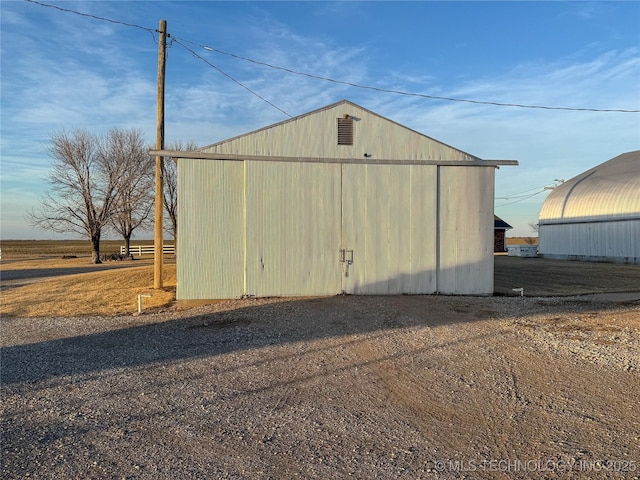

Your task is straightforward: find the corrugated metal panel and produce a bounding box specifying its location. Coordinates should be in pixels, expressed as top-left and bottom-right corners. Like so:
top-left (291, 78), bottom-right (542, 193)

top-left (244, 161), bottom-right (342, 296)
top-left (539, 219), bottom-right (640, 261)
top-left (437, 166), bottom-right (495, 294)
top-left (201, 100), bottom-right (478, 162)
top-left (178, 159), bottom-right (497, 298)
top-left (177, 159), bottom-right (244, 299)
top-left (341, 164), bottom-right (438, 294)
top-left (539, 151), bottom-right (640, 224)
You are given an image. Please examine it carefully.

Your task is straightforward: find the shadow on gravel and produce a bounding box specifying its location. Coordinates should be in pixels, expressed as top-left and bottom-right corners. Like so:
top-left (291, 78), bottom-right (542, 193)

top-left (2, 293), bottom-right (632, 387)
top-left (1, 295), bottom-right (500, 386)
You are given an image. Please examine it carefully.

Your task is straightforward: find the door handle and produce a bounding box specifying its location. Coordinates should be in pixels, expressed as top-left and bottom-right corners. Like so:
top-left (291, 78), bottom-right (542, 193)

top-left (340, 249), bottom-right (353, 265)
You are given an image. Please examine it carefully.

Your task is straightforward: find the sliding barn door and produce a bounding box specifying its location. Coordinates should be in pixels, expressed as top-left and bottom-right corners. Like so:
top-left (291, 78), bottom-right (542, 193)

top-left (340, 164), bottom-right (438, 294)
top-left (244, 161), bottom-right (343, 297)
top-left (437, 166), bottom-right (494, 294)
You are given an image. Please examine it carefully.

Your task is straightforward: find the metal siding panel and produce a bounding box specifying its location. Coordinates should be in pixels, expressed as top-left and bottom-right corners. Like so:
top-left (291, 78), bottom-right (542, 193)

top-left (341, 164), bottom-right (366, 292)
top-left (540, 220), bottom-right (640, 261)
top-left (409, 166), bottom-right (438, 293)
top-left (368, 166), bottom-right (391, 292)
top-left (177, 159), bottom-right (244, 299)
top-left (342, 164), bottom-right (391, 294)
top-left (342, 164), bottom-right (438, 294)
top-left (245, 161), bottom-right (342, 296)
top-left (437, 167), bottom-right (494, 294)
top-left (390, 167), bottom-right (409, 293)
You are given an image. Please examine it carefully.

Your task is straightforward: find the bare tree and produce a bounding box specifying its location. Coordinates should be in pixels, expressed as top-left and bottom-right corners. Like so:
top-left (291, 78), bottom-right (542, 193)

top-left (28, 129), bottom-right (128, 263)
top-left (107, 129), bottom-right (155, 256)
top-left (163, 140), bottom-right (198, 250)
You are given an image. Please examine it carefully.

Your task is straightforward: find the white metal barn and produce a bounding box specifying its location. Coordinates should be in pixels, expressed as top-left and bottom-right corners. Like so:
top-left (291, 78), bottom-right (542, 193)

top-left (163, 100), bottom-right (516, 300)
top-left (539, 150), bottom-right (640, 264)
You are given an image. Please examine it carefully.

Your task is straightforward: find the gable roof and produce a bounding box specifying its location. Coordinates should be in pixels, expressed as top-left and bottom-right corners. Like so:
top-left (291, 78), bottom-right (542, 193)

top-left (199, 99), bottom-right (482, 161)
top-left (494, 215), bottom-right (513, 230)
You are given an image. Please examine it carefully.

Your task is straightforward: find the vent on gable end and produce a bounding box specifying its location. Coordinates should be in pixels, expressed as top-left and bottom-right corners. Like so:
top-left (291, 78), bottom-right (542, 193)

top-left (337, 115), bottom-right (354, 145)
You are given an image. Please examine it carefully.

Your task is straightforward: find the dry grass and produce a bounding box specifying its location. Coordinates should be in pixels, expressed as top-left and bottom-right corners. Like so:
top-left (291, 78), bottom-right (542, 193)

top-left (506, 236), bottom-right (539, 245)
top-left (1, 264), bottom-right (176, 317)
top-left (0, 256), bottom-right (151, 271)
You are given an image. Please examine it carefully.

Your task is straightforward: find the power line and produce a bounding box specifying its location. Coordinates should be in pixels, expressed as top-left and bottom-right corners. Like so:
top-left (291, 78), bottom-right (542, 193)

top-left (24, 0), bottom-right (640, 114)
top-left (495, 190), bottom-right (547, 208)
top-left (24, 0), bottom-right (155, 36)
top-left (175, 37), bottom-right (640, 114)
top-left (172, 39), bottom-right (292, 118)
top-left (495, 183), bottom-right (554, 200)
top-left (23, 0), bottom-right (291, 117)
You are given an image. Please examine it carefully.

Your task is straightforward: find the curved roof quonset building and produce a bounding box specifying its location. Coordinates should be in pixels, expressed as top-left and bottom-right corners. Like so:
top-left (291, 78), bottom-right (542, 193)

top-left (538, 150), bottom-right (640, 264)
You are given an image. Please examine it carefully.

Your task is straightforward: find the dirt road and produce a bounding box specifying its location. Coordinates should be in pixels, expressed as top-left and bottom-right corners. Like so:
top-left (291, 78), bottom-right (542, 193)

top-left (2, 293), bottom-right (639, 479)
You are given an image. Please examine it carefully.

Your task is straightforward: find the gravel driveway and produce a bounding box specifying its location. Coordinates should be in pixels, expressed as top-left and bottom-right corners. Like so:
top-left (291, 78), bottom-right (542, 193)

top-left (2, 294), bottom-right (639, 479)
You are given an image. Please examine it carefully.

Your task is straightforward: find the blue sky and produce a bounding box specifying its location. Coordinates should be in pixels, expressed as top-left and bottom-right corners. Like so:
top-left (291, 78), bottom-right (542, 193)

top-left (1, 0), bottom-right (639, 239)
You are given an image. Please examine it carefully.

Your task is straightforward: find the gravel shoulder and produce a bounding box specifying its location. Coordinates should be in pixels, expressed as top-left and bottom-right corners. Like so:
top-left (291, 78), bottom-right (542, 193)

top-left (2, 292), bottom-right (639, 479)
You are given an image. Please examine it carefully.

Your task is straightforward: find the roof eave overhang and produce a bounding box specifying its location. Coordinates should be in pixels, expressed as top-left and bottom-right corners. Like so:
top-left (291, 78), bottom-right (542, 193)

top-left (150, 150), bottom-right (518, 167)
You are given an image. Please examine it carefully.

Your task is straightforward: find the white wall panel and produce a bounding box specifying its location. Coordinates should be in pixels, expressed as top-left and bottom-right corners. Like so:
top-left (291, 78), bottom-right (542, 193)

top-left (177, 159), bottom-right (244, 299)
top-left (409, 166), bottom-right (439, 293)
top-left (539, 220), bottom-right (640, 263)
top-left (438, 167), bottom-right (494, 294)
top-left (342, 164), bottom-right (438, 294)
top-left (244, 161), bottom-right (342, 296)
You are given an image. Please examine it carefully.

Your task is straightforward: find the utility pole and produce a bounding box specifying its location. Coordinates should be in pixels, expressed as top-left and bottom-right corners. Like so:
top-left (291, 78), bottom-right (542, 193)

top-left (154, 19), bottom-right (167, 289)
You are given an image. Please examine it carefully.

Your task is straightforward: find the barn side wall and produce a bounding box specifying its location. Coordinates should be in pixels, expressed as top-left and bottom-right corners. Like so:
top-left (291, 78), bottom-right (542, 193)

top-left (539, 219), bottom-right (640, 264)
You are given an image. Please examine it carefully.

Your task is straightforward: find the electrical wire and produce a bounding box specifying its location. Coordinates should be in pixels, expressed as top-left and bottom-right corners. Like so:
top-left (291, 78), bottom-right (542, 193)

top-left (174, 36), bottom-right (640, 114)
top-left (172, 39), bottom-right (292, 118)
top-left (23, 0), bottom-right (291, 116)
top-left (24, 0), bottom-right (155, 35)
top-left (495, 190), bottom-right (547, 208)
top-left (24, 0), bottom-right (640, 114)
top-left (495, 183), bottom-right (554, 200)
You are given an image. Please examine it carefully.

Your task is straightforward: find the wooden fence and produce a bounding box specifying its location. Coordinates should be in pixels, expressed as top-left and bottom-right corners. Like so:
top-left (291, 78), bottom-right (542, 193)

top-left (120, 245), bottom-right (175, 256)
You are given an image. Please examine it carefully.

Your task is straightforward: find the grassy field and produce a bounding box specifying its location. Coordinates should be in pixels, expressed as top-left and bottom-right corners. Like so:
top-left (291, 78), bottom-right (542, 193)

top-left (1, 240), bottom-right (176, 316)
top-left (0, 263), bottom-right (176, 317)
top-left (0, 239), bottom-right (163, 259)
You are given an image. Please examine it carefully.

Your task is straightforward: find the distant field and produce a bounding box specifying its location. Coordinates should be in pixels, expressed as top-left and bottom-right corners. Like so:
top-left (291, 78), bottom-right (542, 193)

top-left (506, 236), bottom-right (538, 245)
top-left (0, 240), bottom-right (162, 259)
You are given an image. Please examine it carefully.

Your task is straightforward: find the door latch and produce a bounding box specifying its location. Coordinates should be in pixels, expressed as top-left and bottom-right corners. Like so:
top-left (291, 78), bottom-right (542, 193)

top-left (340, 249), bottom-right (353, 265)
top-left (340, 249), bottom-right (354, 278)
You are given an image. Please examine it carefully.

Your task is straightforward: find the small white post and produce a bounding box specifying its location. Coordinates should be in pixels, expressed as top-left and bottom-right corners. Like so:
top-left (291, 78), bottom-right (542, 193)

top-left (512, 287), bottom-right (524, 297)
top-left (137, 293), bottom-right (153, 313)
